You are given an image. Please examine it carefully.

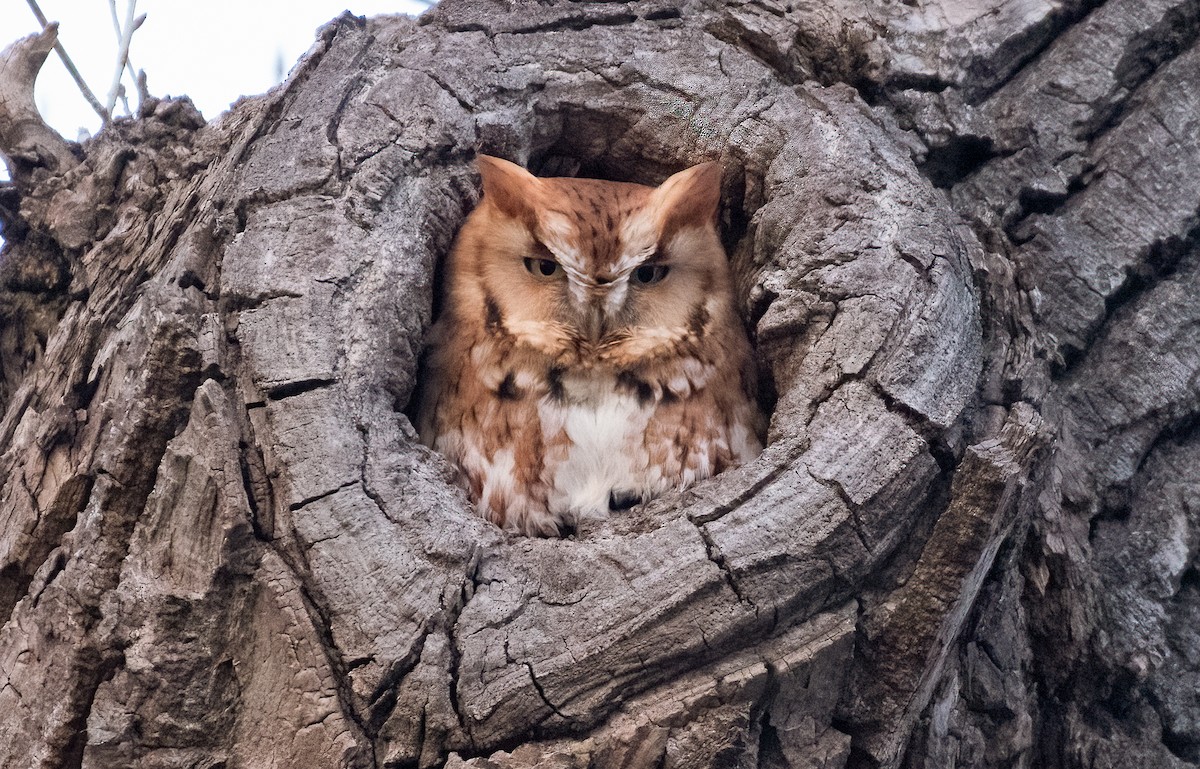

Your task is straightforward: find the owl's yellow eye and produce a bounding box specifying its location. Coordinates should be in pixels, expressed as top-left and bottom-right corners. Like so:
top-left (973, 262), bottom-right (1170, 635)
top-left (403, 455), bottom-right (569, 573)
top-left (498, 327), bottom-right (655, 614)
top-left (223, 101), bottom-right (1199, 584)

top-left (523, 258), bottom-right (563, 278)
top-left (632, 264), bottom-right (670, 285)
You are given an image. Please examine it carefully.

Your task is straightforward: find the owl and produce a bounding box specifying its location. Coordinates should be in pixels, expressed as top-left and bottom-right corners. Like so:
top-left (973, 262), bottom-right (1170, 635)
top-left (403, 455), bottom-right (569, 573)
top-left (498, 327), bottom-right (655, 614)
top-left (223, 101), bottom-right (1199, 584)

top-left (417, 155), bottom-right (765, 536)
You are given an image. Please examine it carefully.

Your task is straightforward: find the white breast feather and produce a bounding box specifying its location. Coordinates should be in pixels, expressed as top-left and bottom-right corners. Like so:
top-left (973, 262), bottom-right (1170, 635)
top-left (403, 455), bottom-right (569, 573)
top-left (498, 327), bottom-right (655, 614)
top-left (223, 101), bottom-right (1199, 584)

top-left (538, 374), bottom-right (658, 519)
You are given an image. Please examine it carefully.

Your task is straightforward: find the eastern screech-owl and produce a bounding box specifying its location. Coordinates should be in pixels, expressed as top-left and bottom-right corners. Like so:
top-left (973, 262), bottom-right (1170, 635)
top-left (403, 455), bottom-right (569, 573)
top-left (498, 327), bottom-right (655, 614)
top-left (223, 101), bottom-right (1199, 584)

top-left (417, 155), bottom-right (765, 536)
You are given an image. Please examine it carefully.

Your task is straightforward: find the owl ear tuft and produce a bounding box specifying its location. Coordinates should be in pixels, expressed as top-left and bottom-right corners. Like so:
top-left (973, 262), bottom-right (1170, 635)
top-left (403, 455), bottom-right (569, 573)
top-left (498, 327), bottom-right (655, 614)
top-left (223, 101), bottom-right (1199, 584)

top-left (476, 154), bottom-right (542, 224)
top-left (653, 161), bottom-right (722, 233)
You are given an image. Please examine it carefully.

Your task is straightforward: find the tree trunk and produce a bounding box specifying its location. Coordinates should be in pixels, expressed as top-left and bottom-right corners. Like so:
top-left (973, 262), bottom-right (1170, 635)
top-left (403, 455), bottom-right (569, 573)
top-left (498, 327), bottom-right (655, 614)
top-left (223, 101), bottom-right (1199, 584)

top-left (0, 1), bottom-right (1196, 767)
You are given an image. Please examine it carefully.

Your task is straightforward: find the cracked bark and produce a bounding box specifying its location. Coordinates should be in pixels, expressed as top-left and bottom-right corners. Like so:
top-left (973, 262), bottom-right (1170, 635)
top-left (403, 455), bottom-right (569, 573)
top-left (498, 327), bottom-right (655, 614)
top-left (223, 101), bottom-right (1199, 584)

top-left (1, 1), bottom-right (1198, 768)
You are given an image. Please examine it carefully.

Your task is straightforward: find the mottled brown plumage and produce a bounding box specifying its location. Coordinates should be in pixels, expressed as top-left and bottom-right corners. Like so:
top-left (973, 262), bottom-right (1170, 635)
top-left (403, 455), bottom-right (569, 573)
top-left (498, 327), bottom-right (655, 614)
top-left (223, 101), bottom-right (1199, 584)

top-left (417, 155), bottom-right (764, 536)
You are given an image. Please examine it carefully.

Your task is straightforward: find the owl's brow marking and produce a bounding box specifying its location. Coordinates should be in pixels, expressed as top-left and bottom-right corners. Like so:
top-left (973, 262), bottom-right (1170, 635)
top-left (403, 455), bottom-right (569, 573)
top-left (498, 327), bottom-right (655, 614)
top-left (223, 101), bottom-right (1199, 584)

top-left (537, 212), bottom-right (585, 277)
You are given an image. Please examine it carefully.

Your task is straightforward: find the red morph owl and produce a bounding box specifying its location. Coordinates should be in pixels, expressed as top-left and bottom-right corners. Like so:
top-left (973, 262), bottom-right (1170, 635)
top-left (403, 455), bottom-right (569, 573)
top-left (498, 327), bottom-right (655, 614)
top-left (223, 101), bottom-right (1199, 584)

top-left (418, 155), bottom-right (764, 536)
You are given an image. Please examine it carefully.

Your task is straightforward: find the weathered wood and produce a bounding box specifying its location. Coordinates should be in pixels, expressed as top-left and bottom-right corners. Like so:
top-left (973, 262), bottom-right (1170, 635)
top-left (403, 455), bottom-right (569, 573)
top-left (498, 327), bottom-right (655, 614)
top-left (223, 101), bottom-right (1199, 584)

top-left (0, 25), bottom-right (78, 181)
top-left (0, 1), bottom-right (1197, 767)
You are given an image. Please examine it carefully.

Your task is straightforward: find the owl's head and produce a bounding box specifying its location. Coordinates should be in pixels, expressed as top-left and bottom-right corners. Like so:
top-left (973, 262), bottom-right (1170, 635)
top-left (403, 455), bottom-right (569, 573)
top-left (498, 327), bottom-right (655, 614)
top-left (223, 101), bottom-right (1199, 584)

top-left (446, 154), bottom-right (738, 367)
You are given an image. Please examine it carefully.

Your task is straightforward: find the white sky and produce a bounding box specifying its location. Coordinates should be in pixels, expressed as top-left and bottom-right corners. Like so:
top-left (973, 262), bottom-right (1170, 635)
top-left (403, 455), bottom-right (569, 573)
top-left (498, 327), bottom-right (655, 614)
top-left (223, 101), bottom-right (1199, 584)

top-left (0, 0), bottom-right (432, 180)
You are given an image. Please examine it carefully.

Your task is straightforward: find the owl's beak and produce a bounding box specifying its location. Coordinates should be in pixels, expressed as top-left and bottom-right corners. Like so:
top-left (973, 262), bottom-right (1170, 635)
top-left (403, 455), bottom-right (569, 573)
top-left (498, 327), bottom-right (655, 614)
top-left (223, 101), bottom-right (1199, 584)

top-left (581, 303), bottom-right (607, 341)
top-left (568, 277), bottom-right (614, 342)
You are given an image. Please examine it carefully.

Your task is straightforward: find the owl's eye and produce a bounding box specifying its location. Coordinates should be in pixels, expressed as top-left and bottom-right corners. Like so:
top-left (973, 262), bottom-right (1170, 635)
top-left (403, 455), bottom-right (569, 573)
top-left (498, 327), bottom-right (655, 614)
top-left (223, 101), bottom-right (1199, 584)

top-left (523, 258), bottom-right (563, 278)
top-left (632, 264), bottom-right (670, 285)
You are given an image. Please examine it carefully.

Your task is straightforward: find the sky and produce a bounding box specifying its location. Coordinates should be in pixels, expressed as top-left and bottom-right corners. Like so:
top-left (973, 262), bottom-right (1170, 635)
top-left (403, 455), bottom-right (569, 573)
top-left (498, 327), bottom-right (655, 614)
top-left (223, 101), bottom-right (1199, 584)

top-left (0, 0), bottom-right (433, 180)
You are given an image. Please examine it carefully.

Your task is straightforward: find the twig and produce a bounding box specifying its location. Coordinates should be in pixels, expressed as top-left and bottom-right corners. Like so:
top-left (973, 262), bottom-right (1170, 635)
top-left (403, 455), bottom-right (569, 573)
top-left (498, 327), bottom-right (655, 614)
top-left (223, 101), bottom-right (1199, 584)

top-left (105, 1), bottom-right (143, 120)
top-left (107, 0), bottom-right (141, 114)
top-left (23, 0), bottom-right (109, 122)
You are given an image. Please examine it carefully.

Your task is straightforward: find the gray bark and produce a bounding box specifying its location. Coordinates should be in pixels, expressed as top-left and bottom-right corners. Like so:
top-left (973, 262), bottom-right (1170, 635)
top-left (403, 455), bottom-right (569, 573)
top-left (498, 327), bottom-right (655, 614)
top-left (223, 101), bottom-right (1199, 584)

top-left (0, 1), bottom-right (1195, 768)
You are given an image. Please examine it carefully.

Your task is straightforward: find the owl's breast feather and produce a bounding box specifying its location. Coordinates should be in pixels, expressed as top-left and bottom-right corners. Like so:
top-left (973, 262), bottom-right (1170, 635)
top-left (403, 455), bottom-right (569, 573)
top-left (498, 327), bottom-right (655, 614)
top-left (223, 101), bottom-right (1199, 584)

top-left (537, 372), bottom-right (663, 517)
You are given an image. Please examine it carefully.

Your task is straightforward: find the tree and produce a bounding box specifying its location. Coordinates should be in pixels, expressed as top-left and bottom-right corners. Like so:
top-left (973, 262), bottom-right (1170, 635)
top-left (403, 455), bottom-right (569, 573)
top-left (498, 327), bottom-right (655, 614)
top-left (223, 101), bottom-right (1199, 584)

top-left (0, 1), bottom-right (1196, 767)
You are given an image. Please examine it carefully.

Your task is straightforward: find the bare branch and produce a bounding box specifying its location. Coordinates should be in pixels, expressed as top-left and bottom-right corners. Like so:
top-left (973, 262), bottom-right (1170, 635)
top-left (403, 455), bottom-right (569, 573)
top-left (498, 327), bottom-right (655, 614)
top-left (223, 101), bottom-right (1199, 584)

top-left (105, 2), bottom-right (143, 120)
top-left (23, 0), bottom-right (108, 122)
top-left (108, 0), bottom-right (143, 116)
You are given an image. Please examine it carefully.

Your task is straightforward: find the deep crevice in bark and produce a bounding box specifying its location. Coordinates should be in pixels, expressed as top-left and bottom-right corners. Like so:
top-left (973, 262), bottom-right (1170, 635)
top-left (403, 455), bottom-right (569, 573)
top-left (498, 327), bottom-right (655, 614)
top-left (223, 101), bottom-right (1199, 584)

top-left (960, 0), bottom-right (1109, 105)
